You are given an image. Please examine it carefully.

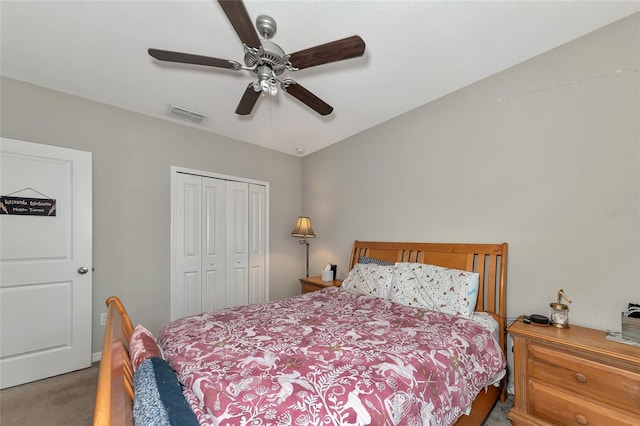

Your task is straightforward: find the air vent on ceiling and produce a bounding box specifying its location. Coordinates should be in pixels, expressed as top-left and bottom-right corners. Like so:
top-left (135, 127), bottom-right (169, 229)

top-left (168, 105), bottom-right (206, 124)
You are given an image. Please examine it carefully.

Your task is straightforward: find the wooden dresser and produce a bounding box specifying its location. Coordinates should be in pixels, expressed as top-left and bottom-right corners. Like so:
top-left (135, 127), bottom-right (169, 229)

top-left (508, 318), bottom-right (640, 425)
top-left (299, 276), bottom-right (342, 294)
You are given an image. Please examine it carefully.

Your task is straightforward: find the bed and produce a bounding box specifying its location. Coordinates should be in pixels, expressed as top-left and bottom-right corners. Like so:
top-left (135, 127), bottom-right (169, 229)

top-left (94, 240), bottom-right (508, 425)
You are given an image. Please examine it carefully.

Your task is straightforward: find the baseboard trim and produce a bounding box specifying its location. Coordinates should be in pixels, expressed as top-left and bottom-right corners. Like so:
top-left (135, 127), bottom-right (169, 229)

top-left (92, 351), bottom-right (102, 363)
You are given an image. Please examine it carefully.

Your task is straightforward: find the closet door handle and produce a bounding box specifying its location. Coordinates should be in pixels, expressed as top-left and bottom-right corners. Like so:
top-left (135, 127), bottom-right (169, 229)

top-left (77, 266), bottom-right (89, 274)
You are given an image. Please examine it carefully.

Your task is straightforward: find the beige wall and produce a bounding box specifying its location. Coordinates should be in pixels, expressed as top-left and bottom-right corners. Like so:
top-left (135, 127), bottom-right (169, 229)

top-left (2, 13), bottom-right (638, 357)
top-left (1, 78), bottom-right (304, 353)
top-left (303, 14), bottom-right (639, 333)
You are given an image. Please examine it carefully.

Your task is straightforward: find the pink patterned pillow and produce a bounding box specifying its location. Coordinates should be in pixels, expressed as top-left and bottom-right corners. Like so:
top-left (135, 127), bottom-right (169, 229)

top-left (129, 324), bottom-right (163, 371)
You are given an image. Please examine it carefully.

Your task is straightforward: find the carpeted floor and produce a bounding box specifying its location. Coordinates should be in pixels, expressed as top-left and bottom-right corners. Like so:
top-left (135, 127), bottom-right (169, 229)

top-left (0, 363), bottom-right (513, 425)
top-left (483, 398), bottom-right (513, 426)
top-left (0, 363), bottom-right (99, 426)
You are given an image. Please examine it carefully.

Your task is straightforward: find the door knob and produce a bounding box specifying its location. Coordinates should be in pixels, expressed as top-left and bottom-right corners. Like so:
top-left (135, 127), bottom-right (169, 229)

top-left (77, 266), bottom-right (89, 274)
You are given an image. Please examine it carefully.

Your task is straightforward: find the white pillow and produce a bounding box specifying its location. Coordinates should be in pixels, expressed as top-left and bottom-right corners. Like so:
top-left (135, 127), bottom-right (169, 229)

top-left (341, 263), bottom-right (394, 299)
top-left (390, 263), bottom-right (479, 319)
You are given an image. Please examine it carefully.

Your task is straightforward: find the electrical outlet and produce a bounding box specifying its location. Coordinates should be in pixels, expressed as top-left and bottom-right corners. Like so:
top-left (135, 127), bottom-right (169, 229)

top-left (100, 312), bottom-right (108, 326)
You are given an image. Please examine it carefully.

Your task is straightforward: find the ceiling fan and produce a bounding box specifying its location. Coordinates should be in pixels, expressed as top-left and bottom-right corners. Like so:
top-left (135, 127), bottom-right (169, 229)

top-left (148, 0), bottom-right (366, 116)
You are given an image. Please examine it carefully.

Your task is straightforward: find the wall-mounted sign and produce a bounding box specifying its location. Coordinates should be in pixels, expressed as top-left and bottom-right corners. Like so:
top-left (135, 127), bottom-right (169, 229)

top-left (0, 196), bottom-right (57, 216)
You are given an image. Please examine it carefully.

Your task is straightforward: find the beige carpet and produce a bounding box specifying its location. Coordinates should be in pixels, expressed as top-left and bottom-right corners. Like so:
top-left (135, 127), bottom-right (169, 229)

top-left (0, 363), bottom-right (98, 426)
top-left (0, 362), bottom-right (512, 425)
top-left (483, 398), bottom-right (513, 426)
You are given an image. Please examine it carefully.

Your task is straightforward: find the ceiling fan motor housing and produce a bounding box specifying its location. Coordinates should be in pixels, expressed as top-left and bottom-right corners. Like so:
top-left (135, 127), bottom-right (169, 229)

top-left (244, 40), bottom-right (286, 76)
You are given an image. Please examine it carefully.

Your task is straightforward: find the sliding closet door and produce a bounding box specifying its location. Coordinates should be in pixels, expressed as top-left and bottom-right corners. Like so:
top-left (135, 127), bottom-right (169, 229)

top-left (172, 169), bottom-right (268, 321)
top-left (174, 173), bottom-right (203, 319)
top-left (202, 177), bottom-right (226, 312)
top-left (225, 180), bottom-right (249, 308)
top-left (249, 184), bottom-right (267, 304)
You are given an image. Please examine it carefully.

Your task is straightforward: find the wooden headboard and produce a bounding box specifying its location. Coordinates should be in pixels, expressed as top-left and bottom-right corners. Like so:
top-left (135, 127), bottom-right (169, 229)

top-left (349, 240), bottom-right (508, 351)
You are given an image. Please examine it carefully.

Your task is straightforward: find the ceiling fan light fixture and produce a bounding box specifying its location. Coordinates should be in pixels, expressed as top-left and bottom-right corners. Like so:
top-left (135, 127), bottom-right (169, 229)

top-left (259, 79), bottom-right (278, 96)
top-left (168, 105), bottom-right (206, 124)
top-left (255, 65), bottom-right (278, 96)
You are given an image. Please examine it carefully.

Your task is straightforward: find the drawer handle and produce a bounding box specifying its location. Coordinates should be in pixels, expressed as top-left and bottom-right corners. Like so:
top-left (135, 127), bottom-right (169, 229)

top-left (575, 414), bottom-right (588, 425)
top-left (574, 373), bottom-right (587, 383)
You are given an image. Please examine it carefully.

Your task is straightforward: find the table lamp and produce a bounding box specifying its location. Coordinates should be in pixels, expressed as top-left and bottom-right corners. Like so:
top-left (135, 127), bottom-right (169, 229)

top-left (291, 216), bottom-right (316, 277)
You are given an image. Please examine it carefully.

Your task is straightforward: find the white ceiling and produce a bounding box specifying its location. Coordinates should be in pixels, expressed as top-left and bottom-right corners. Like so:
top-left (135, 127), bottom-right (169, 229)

top-left (2, 1), bottom-right (638, 156)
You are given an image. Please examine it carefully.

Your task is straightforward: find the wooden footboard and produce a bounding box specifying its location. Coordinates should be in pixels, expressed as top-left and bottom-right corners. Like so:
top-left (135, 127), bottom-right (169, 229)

top-left (93, 297), bottom-right (134, 426)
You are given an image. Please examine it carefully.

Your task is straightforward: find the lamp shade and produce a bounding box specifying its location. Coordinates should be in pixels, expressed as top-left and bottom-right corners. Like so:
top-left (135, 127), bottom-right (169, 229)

top-left (291, 216), bottom-right (316, 238)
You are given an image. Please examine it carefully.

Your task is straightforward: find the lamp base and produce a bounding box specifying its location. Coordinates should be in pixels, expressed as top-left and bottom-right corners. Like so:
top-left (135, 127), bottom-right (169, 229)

top-left (299, 238), bottom-right (310, 277)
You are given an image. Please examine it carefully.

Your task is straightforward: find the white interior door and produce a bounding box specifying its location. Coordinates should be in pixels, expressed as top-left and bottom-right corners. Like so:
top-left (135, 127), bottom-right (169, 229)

top-left (0, 138), bottom-right (92, 389)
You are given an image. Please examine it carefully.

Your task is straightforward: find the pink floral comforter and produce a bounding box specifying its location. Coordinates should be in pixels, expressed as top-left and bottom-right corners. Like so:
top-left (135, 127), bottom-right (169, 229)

top-left (158, 287), bottom-right (505, 426)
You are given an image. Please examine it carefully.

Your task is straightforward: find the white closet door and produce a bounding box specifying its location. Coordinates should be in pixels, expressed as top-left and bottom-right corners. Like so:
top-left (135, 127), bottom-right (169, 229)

top-left (248, 184), bottom-right (267, 304)
top-left (174, 173), bottom-right (202, 319)
top-left (172, 168), bottom-right (267, 320)
top-left (201, 177), bottom-right (226, 312)
top-left (225, 181), bottom-right (249, 308)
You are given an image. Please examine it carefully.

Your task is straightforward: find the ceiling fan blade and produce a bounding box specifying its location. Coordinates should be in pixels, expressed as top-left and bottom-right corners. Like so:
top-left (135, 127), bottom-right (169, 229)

top-left (287, 35), bottom-right (365, 70)
top-left (148, 48), bottom-right (241, 70)
top-left (235, 83), bottom-right (261, 115)
top-left (218, 0), bottom-right (262, 50)
top-left (282, 81), bottom-right (333, 116)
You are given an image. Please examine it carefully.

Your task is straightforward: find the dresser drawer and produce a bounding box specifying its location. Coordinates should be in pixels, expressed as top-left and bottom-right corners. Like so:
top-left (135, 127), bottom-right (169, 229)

top-left (529, 381), bottom-right (638, 426)
top-left (529, 343), bottom-right (640, 414)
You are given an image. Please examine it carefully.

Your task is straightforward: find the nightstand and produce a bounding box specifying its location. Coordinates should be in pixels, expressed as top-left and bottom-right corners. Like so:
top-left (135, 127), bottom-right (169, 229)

top-left (507, 318), bottom-right (640, 426)
top-left (299, 276), bottom-right (342, 294)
